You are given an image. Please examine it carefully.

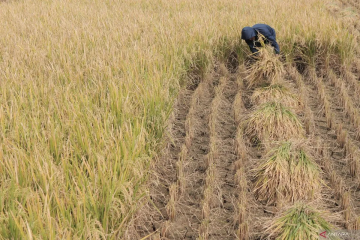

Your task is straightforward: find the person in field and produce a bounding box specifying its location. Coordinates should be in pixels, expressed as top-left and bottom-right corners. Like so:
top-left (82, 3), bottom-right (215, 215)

top-left (241, 24), bottom-right (280, 54)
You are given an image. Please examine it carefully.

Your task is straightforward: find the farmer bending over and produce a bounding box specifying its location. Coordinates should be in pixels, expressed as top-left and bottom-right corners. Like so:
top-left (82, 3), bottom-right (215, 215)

top-left (241, 24), bottom-right (280, 55)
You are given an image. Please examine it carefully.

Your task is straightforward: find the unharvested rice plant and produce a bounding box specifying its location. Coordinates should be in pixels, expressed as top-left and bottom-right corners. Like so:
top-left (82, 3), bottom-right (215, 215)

top-left (1, 0), bottom-right (360, 239)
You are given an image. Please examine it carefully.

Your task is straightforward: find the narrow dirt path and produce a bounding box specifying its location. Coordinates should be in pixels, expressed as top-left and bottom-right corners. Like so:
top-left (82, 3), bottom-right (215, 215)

top-left (319, 72), bottom-right (360, 222)
top-left (163, 73), bottom-right (214, 239)
top-left (202, 66), bottom-right (239, 240)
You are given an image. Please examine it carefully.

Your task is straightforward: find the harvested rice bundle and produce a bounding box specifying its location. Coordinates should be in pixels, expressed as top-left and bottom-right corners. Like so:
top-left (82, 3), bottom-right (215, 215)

top-left (254, 141), bottom-right (322, 204)
top-left (266, 203), bottom-right (334, 240)
top-left (245, 45), bottom-right (284, 88)
top-left (251, 84), bottom-right (301, 111)
top-left (244, 102), bottom-right (304, 143)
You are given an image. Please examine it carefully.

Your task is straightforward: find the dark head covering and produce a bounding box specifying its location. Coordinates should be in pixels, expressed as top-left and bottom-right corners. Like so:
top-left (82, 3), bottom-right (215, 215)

top-left (241, 27), bottom-right (256, 40)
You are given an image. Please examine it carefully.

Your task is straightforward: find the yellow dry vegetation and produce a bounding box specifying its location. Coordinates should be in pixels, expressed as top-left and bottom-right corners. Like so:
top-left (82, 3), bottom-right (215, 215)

top-left (0, 0), bottom-right (355, 238)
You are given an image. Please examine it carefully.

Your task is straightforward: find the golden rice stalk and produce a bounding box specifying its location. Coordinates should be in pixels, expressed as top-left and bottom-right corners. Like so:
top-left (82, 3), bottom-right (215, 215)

top-left (236, 64), bottom-right (247, 88)
top-left (304, 106), bottom-right (315, 135)
top-left (202, 199), bottom-right (210, 220)
top-left (234, 92), bottom-right (245, 124)
top-left (237, 223), bottom-right (249, 240)
top-left (205, 164), bottom-right (216, 190)
top-left (355, 117), bottom-right (360, 141)
top-left (335, 124), bottom-right (347, 148)
top-left (244, 102), bottom-right (304, 143)
top-left (199, 220), bottom-right (209, 240)
top-left (245, 45), bottom-right (284, 88)
top-left (289, 149), bottom-right (322, 199)
top-left (287, 65), bottom-right (305, 89)
top-left (218, 63), bottom-right (230, 78)
top-left (340, 66), bottom-right (360, 96)
top-left (254, 141), bottom-right (321, 204)
top-left (166, 184), bottom-right (178, 221)
top-left (237, 203), bottom-right (247, 225)
top-left (254, 147), bottom-right (289, 204)
top-left (238, 182), bottom-right (247, 205)
top-left (235, 128), bottom-right (247, 161)
top-left (266, 203), bottom-right (333, 240)
top-left (345, 140), bottom-right (360, 177)
top-left (341, 191), bottom-right (351, 223)
top-left (251, 83), bottom-right (301, 111)
top-left (160, 221), bottom-right (170, 238)
top-left (352, 217), bottom-right (360, 230)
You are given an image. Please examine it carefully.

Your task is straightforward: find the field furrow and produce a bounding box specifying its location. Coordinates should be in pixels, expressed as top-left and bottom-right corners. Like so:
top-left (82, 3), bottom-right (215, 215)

top-left (201, 66), bottom-right (239, 240)
top-left (129, 89), bottom-right (194, 239)
top-left (290, 66), bottom-right (360, 228)
top-left (162, 76), bottom-right (214, 239)
top-left (319, 74), bottom-right (360, 224)
top-left (131, 62), bottom-right (245, 239)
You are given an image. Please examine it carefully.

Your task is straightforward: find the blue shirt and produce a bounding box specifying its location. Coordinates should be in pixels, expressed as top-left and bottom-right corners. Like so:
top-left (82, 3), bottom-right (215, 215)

top-left (241, 24), bottom-right (280, 54)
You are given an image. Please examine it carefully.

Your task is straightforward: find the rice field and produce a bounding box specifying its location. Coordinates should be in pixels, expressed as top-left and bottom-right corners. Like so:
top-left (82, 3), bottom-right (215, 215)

top-left (0, 0), bottom-right (359, 239)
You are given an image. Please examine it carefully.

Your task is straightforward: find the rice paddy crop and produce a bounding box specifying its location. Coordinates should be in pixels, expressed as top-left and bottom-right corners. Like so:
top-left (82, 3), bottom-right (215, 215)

top-left (266, 204), bottom-right (334, 240)
top-left (254, 141), bottom-right (322, 204)
top-left (0, 0), bottom-right (357, 238)
top-left (251, 84), bottom-right (301, 110)
top-left (244, 102), bottom-right (304, 143)
top-left (245, 45), bottom-right (285, 88)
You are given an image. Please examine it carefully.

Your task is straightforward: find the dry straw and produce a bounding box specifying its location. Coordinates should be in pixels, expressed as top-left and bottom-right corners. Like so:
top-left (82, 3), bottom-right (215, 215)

top-left (265, 203), bottom-right (334, 240)
top-left (244, 101), bottom-right (304, 143)
top-left (254, 141), bottom-right (322, 204)
top-left (251, 83), bottom-right (301, 111)
top-left (245, 45), bottom-right (284, 88)
top-left (0, 0), bottom-right (356, 238)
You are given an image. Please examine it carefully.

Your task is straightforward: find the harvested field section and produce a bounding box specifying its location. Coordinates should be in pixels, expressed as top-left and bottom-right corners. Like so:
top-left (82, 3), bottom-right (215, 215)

top-left (315, 71), bottom-right (360, 228)
top-left (287, 65), bottom-right (360, 229)
top-left (129, 1), bottom-right (360, 236)
top-left (330, 0), bottom-right (360, 224)
top-left (163, 75), bottom-right (214, 239)
top-left (130, 53), bottom-right (360, 239)
top-left (129, 60), bottom-right (254, 239)
top-left (130, 63), bottom-right (244, 239)
top-left (203, 65), bottom-right (239, 240)
top-left (233, 73), bottom-right (249, 240)
top-left (327, 70), bottom-right (360, 141)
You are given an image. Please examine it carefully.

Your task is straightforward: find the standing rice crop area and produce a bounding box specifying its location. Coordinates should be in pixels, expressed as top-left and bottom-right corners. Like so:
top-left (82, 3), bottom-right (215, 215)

top-left (0, 0), bottom-right (359, 239)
